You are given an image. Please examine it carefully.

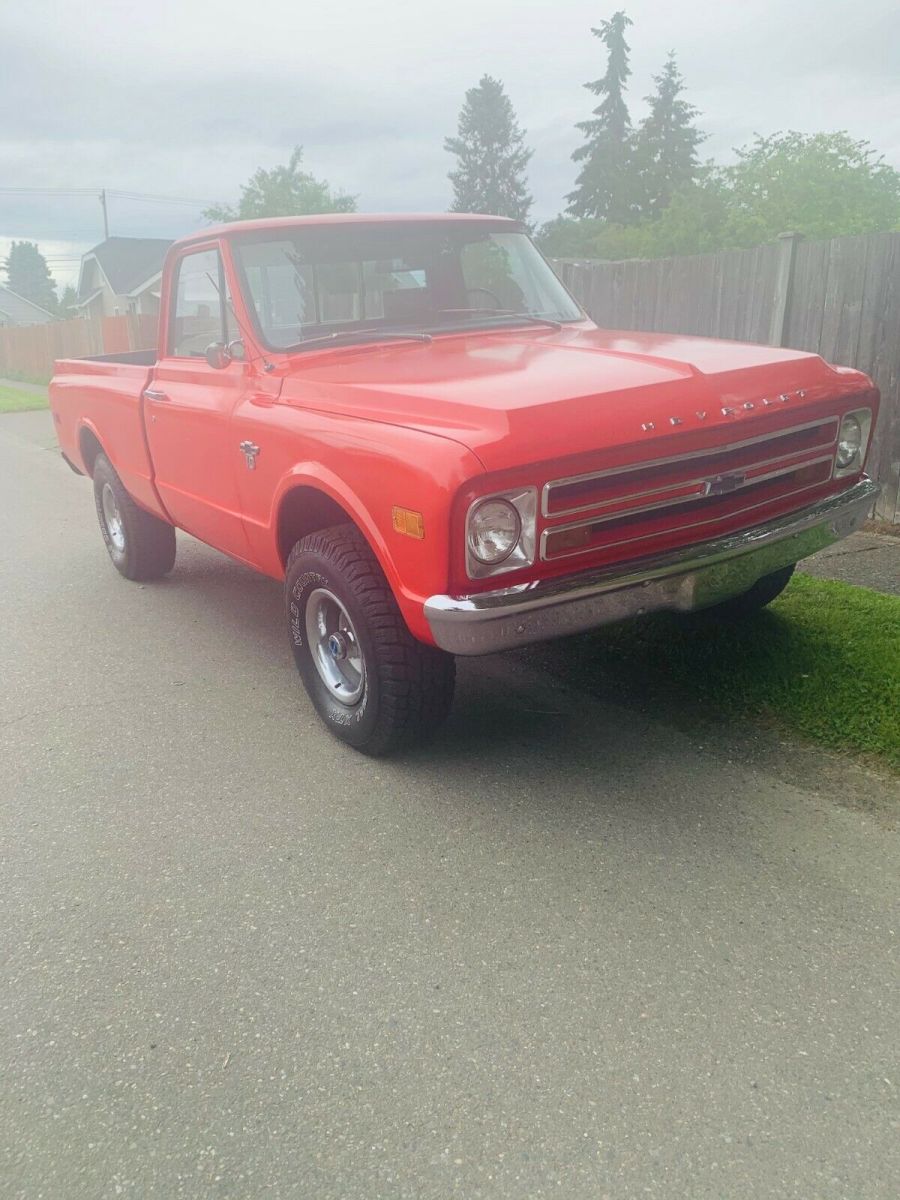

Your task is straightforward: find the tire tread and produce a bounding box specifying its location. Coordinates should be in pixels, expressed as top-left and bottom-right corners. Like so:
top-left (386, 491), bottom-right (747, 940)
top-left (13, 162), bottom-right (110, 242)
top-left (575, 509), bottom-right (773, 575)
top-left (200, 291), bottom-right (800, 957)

top-left (286, 524), bottom-right (455, 755)
top-left (93, 454), bottom-right (176, 581)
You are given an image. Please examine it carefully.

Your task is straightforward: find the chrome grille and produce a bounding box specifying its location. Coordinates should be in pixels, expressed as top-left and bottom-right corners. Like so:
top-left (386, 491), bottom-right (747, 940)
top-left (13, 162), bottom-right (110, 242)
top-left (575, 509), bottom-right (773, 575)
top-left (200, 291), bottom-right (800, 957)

top-left (540, 417), bottom-right (840, 563)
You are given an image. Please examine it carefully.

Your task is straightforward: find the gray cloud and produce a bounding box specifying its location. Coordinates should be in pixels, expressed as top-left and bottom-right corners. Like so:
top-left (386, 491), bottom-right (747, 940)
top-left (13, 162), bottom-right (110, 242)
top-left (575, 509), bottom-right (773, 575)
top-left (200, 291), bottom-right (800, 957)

top-left (4, 0), bottom-right (899, 288)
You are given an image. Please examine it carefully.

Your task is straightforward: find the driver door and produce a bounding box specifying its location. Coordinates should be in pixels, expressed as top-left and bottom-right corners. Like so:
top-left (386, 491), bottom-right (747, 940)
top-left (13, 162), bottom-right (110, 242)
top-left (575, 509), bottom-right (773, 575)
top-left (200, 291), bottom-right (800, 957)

top-left (145, 244), bottom-right (253, 561)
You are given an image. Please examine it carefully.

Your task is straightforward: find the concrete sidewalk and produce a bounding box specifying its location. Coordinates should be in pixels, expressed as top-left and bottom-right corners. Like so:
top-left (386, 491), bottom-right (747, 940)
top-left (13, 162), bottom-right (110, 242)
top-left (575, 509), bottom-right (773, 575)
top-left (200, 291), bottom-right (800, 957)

top-left (799, 530), bottom-right (900, 597)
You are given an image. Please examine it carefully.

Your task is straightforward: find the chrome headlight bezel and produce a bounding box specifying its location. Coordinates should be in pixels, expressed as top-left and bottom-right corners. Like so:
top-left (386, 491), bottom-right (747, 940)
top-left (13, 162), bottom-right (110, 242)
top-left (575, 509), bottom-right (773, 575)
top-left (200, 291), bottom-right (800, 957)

top-left (833, 408), bottom-right (872, 478)
top-left (465, 487), bottom-right (537, 579)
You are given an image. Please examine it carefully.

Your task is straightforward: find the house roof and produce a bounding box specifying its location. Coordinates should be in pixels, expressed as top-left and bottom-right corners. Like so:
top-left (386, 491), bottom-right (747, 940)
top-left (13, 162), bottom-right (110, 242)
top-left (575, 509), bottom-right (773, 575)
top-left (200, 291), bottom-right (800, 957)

top-left (78, 237), bottom-right (172, 299)
top-left (72, 288), bottom-right (103, 310)
top-left (0, 283), bottom-right (55, 325)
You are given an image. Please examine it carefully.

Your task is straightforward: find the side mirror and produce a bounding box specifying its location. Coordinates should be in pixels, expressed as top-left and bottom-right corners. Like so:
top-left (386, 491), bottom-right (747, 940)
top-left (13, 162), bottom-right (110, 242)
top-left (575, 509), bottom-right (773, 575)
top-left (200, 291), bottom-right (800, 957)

top-left (205, 341), bottom-right (231, 369)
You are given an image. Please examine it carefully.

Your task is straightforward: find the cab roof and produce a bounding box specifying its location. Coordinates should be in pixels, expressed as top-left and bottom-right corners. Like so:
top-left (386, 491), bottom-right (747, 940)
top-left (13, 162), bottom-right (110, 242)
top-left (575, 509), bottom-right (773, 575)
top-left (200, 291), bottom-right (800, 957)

top-left (172, 212), bottom-right (519, 250)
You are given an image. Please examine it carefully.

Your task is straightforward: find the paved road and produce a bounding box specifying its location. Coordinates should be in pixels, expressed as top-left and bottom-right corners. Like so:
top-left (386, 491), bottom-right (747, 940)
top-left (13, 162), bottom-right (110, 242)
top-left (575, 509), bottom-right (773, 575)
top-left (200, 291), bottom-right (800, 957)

top-left (798, 531), bottom-right (900, 597)
top-left (2, 411), bottom-right (898, 1200)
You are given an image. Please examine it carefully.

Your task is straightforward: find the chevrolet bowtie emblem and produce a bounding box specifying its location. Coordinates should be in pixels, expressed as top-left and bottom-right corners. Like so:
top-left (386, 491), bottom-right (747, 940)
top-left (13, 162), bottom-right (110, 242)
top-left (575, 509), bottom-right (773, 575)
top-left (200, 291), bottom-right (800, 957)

top-left (705, 472), bottom-right (746, 496)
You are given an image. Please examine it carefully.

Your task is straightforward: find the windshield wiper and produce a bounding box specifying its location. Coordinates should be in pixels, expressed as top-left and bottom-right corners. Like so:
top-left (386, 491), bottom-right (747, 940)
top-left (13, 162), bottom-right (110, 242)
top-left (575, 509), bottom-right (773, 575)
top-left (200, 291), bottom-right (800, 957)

top-left (436, 308), bottom-right (563, 331)
top-left (285, 328), bottom-right (433, 352)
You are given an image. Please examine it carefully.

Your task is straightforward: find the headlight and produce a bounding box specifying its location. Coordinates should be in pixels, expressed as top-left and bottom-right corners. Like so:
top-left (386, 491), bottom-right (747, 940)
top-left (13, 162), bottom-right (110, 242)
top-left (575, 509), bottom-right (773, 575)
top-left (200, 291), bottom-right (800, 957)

top-left (836, 415), bottom-right (861, 469)
top-left (468, 499), bottom-right (521, 564)
top-left (465, 488), bottom-right (537, 579)
top-left (833, 408), bottom-right (872, 477)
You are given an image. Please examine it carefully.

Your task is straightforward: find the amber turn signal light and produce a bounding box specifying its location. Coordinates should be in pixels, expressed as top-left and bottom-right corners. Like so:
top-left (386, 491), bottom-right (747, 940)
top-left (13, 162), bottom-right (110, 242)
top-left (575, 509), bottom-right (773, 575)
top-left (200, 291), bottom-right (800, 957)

top-left (392, 506), bottom-right (425, 539)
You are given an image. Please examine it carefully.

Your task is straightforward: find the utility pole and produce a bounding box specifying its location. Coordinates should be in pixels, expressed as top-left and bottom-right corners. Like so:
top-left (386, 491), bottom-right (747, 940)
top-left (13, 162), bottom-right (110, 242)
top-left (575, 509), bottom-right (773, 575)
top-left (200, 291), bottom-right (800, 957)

top-left (99, 188), bottom-right (109, 240)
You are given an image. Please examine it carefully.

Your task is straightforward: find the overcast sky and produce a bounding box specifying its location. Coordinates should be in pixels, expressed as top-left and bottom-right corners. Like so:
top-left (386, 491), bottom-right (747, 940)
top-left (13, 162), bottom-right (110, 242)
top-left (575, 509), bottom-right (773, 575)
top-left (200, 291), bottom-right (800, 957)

top-left (3, 0), bottom-right (900, 289)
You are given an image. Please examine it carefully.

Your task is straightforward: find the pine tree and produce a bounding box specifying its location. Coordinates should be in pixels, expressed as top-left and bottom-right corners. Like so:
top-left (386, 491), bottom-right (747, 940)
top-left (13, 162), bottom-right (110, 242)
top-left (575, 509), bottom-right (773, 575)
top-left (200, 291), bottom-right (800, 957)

top-left (3, 241), bottom-right (58, 313)
top-left (567, 11), bottom-right (638, 223)
top-left (445, 75), bottom-right (533, 223)
top-left (637, 53), bottom-right (705, 217)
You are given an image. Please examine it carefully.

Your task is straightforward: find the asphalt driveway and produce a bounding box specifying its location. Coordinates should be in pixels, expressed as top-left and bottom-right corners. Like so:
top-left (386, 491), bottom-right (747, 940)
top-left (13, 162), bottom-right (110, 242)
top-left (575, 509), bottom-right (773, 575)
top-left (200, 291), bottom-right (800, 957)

top-left (2, 410), bottom-right (898, 1199)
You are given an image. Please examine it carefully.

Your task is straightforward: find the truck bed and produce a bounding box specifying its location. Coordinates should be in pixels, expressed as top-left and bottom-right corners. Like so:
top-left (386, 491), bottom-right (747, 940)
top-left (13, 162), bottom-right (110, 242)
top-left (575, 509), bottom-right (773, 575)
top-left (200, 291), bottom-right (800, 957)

top-left (49, 355), bottom-right (166, 519)
top-left (76, 349), bottom-right (158, 367)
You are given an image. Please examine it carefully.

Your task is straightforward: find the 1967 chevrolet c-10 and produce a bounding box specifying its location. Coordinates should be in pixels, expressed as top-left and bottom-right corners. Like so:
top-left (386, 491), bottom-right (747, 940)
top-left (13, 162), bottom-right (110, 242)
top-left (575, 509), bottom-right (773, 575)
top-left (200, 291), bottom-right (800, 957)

top-left (50, 214), bottom-right (879, 754)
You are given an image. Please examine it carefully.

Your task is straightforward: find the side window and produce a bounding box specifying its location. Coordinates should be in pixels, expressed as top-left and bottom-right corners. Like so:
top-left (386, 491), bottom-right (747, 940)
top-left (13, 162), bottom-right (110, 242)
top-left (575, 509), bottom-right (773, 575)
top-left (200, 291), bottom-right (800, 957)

top-left (170, 249), bottom-right (234, 357)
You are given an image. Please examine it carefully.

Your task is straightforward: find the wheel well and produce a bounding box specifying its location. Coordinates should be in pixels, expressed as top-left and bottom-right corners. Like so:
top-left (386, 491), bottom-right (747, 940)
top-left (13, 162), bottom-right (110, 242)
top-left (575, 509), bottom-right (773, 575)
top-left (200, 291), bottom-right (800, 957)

top-left (276, 486), bottom-right (358, 567)
top-left (78, 427), bottom-right (104, 477)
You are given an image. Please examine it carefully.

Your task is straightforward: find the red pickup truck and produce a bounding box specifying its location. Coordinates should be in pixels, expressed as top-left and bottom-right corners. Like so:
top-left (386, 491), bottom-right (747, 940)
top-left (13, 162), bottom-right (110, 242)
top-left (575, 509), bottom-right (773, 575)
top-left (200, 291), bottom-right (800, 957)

top-left (51, 214), bottom-right (879, 754)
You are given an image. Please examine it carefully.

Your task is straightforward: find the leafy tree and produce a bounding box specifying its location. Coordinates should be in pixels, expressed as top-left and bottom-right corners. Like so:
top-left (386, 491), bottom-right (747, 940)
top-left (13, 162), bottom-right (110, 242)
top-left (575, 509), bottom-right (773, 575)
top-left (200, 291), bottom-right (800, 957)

top-left (590, 173), bottom-right (730, 259)
top-left (540, 189), bottom-right (726, 261)
top-left (3, 241), bottom-right (58, 313)
top-left (204, 146), bottom-right (357, 222)
top-left (542, 132), bottom-right (900, 262)
top-left (636, 53), bottom-right (705, 217)
top-left (445, 75), bottom-right (533, 223)
top-left (567, 11), bottom-right (639, 223)
top-left (721, 131), bottom-right (900, 244)
top-left (536, 215), bottom-right (608, 258)
top-left (57, 284), bottom-right (79, 316)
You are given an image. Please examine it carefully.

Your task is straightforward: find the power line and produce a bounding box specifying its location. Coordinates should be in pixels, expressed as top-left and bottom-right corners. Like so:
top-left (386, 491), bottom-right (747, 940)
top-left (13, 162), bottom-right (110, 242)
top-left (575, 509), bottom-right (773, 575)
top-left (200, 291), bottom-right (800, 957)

top-left (0, 186), bottom-right (212, 206)
top-left (1, 185), bottom-right (214, 248)
top-left (108, 190), bottom-right (212, 206)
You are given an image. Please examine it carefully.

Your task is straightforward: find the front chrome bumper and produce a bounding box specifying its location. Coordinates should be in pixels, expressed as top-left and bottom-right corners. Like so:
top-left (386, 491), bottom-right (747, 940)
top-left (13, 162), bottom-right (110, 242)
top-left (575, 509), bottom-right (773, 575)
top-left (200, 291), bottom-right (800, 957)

top-left (424, 479), bottom-right (879, 656)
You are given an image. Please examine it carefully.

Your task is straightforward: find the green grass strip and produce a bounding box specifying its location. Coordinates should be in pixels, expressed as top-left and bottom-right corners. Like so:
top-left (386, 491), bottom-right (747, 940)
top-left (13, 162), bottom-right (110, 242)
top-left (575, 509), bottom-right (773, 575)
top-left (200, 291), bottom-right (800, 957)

top-left (569, 574), bottom-right (900, 768)
top-left (0, 384), bottom-right (49, 413)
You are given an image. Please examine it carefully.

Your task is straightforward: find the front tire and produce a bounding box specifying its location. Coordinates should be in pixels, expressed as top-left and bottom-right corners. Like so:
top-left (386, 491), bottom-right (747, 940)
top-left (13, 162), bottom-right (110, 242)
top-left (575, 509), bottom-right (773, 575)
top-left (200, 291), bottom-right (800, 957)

top-left (286, 524), bottom-right (455, 755)
top-left (701, 564), bottom-right (795, 619)
top-left (92, 453), bottom-right (176, 581)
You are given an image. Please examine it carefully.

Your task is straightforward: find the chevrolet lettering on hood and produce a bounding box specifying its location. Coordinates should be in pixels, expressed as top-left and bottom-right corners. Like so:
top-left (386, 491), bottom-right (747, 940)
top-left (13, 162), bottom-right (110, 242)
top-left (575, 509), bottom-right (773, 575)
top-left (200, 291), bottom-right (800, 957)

top-left (647, 389), bottom-right (811, 435)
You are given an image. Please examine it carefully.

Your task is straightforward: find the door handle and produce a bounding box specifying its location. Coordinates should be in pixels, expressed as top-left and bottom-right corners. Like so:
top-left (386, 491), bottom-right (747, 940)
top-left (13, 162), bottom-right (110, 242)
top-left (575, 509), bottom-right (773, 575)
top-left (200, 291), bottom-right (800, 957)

top-left (143, 388), bottom-right (169, 402)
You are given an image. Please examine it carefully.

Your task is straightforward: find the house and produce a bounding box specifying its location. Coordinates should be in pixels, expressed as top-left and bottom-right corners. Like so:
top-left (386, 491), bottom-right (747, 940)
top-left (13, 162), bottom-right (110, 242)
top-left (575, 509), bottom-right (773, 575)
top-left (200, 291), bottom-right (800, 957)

top-left (0, 283), bottom-right (55, 327)
top-left (75, 237), bottom-right (172, 319)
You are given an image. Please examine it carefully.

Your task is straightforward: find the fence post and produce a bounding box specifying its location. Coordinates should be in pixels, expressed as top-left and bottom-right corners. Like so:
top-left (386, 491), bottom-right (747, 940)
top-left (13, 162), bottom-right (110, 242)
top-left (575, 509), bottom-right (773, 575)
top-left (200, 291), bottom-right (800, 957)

top-left (769, 231), bottom-right (802, 347)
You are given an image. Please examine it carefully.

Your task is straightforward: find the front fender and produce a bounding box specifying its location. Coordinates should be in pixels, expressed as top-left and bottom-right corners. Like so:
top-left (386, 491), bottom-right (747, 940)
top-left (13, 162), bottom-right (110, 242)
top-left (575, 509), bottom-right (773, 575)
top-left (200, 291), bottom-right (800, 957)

top-left (242, 419), bottom-right (485, 645)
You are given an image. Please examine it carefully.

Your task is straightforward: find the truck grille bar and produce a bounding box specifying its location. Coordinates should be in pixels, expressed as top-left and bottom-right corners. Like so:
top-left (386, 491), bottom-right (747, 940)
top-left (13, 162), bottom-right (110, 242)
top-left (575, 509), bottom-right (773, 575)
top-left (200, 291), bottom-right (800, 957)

top-left (540, 417), bottom-right (841, 563)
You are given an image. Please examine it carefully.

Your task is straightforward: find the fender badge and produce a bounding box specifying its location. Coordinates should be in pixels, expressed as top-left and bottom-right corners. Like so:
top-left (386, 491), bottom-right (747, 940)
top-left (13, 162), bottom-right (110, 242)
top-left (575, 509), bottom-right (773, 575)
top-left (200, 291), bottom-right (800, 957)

top-left (641, 422), bottom-right (656, 432)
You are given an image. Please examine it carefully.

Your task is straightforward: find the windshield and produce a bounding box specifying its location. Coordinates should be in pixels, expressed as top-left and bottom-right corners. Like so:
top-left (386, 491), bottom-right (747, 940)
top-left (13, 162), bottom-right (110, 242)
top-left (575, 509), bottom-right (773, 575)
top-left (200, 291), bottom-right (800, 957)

top-left (231, 222), bottom-right (583, 351)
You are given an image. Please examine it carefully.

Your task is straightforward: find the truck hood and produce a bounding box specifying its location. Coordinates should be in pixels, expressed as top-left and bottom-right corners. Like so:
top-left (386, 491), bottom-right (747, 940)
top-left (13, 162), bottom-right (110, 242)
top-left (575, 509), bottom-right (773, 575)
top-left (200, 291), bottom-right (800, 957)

top-left (277, 325), bottom-right (860, 472)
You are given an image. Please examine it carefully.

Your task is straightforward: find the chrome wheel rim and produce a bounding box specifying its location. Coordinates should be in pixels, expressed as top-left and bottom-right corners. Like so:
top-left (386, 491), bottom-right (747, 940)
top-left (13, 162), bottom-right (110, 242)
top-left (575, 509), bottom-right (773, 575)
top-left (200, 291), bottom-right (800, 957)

top-left (101, 483), bottom-right (126, 553)
top-left (305, 587), bottom-right (366, 706)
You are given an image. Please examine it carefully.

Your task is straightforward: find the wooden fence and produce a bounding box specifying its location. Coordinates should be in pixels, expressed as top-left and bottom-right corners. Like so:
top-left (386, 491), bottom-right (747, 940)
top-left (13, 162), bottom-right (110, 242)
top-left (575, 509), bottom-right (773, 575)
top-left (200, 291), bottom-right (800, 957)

top-left (0, 313), bottom-right (156, 383)
top-left (552, 230), bottom-right (900, 523)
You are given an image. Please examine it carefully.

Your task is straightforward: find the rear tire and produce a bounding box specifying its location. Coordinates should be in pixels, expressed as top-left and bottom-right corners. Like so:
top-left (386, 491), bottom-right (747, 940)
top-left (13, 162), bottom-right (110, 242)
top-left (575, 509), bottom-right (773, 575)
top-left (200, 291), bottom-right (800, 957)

top-left (701, 564), bottom-right (795, 619)
top-left (92, 453), bottom-right (176, 581)
top-left (286, 523), bottom-right (455, 755)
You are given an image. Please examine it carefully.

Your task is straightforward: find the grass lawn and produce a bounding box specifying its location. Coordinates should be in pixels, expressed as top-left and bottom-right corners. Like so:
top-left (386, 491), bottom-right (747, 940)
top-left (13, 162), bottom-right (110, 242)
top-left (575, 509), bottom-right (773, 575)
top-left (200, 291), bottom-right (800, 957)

top-left (527, 573), bottom-right (900, 770)
top-left (0, 384), bottom-right (49, 413)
